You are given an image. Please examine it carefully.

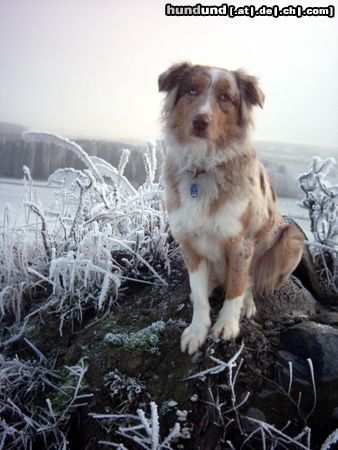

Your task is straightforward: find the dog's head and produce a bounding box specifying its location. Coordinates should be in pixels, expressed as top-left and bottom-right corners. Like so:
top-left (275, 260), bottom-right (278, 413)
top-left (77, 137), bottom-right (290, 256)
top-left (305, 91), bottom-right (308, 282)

top-left (159, 62), bottom-right (264, 149)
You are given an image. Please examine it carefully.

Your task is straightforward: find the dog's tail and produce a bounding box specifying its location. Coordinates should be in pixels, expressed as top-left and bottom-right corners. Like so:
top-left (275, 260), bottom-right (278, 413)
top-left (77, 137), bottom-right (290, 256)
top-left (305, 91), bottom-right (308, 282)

top-left (253, 223), bottom-right (305, 296)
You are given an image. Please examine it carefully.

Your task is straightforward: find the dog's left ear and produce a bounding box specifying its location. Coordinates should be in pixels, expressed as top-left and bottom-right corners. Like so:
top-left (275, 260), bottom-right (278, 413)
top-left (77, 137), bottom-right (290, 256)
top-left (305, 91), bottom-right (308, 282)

top-left (234, 69), bottom-right (265, 109)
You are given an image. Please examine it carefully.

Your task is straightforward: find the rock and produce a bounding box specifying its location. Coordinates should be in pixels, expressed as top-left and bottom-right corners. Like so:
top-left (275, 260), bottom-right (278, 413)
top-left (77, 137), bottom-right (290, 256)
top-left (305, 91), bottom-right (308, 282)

top-left (280, 321), bottom-right (338, 383)
top-left (271, 320), bottom-right (338, 446)
top-left (284, 217), bottom-right (337, 306)
top-left (255, 276), bottom-right (318, 324)
top-left (314, 311), bottom-right (338, 327)
top-left (297, 242), bottom-right (338, 306)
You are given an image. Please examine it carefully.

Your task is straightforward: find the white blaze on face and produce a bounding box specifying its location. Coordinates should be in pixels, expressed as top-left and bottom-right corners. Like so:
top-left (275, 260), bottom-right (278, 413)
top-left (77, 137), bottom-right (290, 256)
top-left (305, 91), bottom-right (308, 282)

top-left (197, 68), bottom-right (222, 117)
top-left (197, 68), bottom-right (238, 119)
top-left (198, 67), bottom-right (236, 117)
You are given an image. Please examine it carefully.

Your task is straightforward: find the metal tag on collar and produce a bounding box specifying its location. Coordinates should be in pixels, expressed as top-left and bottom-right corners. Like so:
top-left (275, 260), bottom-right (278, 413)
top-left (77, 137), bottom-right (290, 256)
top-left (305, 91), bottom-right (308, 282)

top-left (191, 183), bottom-right (199, 198)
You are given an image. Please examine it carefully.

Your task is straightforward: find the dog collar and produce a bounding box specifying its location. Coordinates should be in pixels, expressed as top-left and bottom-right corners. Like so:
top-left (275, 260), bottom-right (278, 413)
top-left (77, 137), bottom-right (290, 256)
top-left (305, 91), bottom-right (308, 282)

top-left (191, 168), bottom-right (207, 177)
top-left (188, 167), bottom-right (213, 178)
top-left (188, 163), bottom-right (224, 178)
top-left (189, 168), bottom-right (206, 198)
top-left (188, 163), bottom-right (224, 198)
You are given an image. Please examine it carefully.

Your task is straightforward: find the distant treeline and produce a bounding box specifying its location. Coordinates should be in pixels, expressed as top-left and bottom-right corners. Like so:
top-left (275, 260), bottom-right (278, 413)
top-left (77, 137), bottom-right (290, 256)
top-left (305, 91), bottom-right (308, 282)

top-left (1, 132), bottom-right (337, 198)
top-left (0, 133), bottom-right (153, 187)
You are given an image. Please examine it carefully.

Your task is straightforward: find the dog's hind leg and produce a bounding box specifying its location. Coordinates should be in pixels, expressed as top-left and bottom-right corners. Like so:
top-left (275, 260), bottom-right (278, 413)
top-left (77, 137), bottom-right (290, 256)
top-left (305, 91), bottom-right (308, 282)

top-left (253, 223), bottom-right (304, 296)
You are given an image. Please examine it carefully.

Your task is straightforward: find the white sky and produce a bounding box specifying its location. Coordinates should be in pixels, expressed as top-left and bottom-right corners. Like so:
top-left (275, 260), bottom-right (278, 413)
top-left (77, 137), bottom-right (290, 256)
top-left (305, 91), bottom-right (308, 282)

top-left (0, 0), bottom-right (337, 147)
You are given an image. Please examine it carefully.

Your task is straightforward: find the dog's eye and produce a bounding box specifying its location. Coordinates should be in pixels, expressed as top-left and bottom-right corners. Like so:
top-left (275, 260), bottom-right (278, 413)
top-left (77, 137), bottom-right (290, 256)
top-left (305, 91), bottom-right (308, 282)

top-left (188, 88), bottom-right (198, 96)
top-left (219, 93), bottom-right (229, 102)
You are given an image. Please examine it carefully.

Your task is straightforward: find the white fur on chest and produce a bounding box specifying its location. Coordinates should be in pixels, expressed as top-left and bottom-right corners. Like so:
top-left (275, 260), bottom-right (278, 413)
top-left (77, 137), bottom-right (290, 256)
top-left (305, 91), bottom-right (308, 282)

top-left (167, 172), bottom-right (247, 257)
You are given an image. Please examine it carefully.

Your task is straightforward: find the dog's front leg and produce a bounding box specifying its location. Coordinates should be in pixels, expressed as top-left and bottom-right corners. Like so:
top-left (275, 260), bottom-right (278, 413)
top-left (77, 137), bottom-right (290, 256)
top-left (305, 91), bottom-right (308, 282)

top-left (212, 242), bottom-right (253, 341)
top-left (181, 251), bottom-right (211, 354)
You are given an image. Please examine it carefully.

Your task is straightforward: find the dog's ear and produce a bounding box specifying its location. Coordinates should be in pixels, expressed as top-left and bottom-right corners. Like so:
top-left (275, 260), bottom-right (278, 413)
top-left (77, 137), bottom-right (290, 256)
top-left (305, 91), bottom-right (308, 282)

top-left (234, 69), bottom-right (264, 126)
top-left (158, 62), bottom-right (192, 93)
top-left (234, 69), bottom-right (265, 109)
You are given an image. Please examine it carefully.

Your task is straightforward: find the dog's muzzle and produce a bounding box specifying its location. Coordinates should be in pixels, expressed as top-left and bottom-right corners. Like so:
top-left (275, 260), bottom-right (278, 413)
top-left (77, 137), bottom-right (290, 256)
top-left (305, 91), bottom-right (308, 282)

top-left (192, 114), bottom-right (210, 137)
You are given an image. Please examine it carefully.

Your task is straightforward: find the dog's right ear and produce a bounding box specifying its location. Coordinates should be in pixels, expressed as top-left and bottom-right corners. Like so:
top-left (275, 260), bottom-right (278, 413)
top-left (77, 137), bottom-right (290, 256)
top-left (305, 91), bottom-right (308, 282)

top-left (158, 62), bottom-right (192, 93)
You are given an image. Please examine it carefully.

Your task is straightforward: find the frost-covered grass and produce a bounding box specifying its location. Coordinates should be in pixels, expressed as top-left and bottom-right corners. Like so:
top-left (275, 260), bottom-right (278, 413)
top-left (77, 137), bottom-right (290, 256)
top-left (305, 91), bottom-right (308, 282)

top-left (1, 132), bottom-right (174, 335)
top-left (0, 355), bottom-right (92, 450)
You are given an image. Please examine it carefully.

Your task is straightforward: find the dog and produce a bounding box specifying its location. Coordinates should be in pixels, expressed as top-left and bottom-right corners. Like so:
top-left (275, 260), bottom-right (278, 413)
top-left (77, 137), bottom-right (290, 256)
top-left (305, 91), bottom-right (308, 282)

top-left (158, 62), bottom-right (304, 355)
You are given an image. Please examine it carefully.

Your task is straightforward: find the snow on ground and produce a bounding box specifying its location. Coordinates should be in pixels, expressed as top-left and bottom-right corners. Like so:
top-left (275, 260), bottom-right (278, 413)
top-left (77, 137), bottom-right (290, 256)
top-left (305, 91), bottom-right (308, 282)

top-left (0, 177), bottom-right (56, 226)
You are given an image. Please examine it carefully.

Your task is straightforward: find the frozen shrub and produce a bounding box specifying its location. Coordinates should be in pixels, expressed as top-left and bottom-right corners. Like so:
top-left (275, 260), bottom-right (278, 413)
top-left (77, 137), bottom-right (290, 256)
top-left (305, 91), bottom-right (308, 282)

top-left (1, 132), bottom-right (173, 330)
top-left (91, 401), bottom-right (181, 450)
top-left (299, 156), bottom-right (338, 297)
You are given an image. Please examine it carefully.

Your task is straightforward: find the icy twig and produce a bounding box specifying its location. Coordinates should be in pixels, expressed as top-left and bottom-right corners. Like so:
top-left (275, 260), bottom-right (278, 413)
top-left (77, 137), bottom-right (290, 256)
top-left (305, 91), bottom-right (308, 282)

top-left (22, 131), bottom-right (104, 183)
top-left (23, 201), bottom-right (51, 258)
top-left (185, 341), bottom-right (245, 381)
top-left (321, 428), bottom-right (338, 450)
top-left (241, 416), bottom-right (310, 450)
top-left (23, 337), bottom-right (47, 363)
top-left (69, 170), bottom-right (95, 240)
top-left (304, 358), bottom-right (317, 421)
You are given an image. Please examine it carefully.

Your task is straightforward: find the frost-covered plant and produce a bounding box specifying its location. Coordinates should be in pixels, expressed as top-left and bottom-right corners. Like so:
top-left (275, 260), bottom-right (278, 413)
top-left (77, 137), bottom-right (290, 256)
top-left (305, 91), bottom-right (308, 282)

top-left (105, 321), bottom-right (166, 355)
top-left (0, 354), bottom-right (91, 450)
top-left (299, 156), bottom-right (338, 296)
top-left (91, 401), bottom-right (181, 450)
top-left (1, 165), bottom-right (48, 322)
top-left (1, 131), bottom-right (174, 330)
top-left (299, 157), bottom-right (338, 247)
top-left (186, 342), bottom-right (250, 440)
top-left (0, 204), bottom-right (48, 323)
top-left (104, 370), bottom-right (146, 412)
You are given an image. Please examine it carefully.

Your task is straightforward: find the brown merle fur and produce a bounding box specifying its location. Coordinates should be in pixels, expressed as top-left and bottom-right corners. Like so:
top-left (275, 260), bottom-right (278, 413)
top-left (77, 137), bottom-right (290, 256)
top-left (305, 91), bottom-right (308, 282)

top-left (159, 62), bottom-right (304, 298)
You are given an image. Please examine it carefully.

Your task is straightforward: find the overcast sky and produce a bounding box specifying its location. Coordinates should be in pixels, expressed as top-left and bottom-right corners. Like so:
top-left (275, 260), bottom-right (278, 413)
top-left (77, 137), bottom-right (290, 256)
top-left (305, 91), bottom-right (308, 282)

top-left (0, 0), bottom-right (337, 147)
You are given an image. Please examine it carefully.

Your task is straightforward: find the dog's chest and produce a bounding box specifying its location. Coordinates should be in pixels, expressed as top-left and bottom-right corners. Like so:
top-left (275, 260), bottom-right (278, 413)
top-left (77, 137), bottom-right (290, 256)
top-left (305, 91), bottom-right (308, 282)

top-left (167, 172), bottom-right (247, 242)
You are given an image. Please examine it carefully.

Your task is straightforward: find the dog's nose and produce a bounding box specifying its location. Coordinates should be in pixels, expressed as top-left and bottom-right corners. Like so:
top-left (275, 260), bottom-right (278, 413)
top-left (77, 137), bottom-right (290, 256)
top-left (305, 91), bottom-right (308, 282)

top-left (192, 114), bottom-right (210, 132)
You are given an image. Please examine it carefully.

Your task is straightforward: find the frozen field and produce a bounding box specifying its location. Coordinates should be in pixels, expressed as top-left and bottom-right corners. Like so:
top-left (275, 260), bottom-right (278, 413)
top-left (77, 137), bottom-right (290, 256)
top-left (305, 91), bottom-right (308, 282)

top-left (0, 177), bottom-right (56, 226)
top-left (0, 177), bottom-right (311, 237)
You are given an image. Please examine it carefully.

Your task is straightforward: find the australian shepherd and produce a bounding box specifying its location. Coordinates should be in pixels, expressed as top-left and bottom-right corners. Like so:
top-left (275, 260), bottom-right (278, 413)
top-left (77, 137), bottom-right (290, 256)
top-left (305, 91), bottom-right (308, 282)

top-left (158, 62), bottom-right (304, 355)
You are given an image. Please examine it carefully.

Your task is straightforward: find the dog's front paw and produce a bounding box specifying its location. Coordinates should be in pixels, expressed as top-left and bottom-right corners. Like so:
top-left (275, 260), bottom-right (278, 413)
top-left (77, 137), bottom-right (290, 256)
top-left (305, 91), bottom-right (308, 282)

top-left (211, 318), bottom-right (240, 341)
top-left (181, 324), bottom-right (209, 355)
